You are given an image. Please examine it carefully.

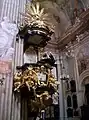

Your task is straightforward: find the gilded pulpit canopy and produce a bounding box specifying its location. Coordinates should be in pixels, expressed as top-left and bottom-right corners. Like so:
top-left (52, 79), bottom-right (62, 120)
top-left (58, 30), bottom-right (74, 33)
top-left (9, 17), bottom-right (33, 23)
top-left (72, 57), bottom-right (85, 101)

top-left (19, 2), bottom-right (58, 50)
top-left (21, 2), bottom-right (55, 32)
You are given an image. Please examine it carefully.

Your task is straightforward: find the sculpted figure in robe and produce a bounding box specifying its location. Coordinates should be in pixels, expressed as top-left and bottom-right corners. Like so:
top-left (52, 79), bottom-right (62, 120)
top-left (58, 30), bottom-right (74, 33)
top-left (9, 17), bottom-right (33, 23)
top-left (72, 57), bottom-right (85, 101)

top-left (0, 17), bottom-right (18, 60)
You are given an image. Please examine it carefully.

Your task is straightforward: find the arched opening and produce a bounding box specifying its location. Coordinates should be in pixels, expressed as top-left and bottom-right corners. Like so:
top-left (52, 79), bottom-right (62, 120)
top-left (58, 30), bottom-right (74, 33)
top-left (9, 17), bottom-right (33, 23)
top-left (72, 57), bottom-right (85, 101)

top-left (85, 84), bottom-right (89, 105)
top-left (72, 94), bottom-right (78, 109)
top-left (67, 95), bottom-right (72, 107)
top-left (70, 80), bottom-right (76, 93)
top-left (67, 108), bottom-right (73, 118)
top-left (82, 76), bottom-right (89, 105)
top-left (80, 75), bottom-right (89, 120)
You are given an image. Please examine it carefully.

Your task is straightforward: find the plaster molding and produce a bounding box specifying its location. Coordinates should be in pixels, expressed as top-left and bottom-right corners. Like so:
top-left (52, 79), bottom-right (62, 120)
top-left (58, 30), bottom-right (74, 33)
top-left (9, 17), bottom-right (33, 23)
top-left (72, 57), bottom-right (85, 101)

top-left (74, 34), bottom-right (89, 57)
top-left (58, 9), bottom-right (89, 49)
top-left (79, 69), bottom-right (89, 85)
top-left (58, 31), bottom-right (89, 57)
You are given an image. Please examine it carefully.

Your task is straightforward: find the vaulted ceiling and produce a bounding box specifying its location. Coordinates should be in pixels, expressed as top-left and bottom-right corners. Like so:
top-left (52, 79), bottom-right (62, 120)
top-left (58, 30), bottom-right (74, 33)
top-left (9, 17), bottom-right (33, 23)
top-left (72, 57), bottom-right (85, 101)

top-left (31, 0), bottom-right (71, 47)
top-left (30, 0), bottom-right (89, 49)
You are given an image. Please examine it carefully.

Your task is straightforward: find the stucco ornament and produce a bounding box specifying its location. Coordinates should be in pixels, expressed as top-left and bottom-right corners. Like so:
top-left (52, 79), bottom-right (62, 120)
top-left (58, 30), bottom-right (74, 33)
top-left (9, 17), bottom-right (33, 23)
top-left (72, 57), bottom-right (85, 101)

top-left (0, 17), bottom-right (18, 60)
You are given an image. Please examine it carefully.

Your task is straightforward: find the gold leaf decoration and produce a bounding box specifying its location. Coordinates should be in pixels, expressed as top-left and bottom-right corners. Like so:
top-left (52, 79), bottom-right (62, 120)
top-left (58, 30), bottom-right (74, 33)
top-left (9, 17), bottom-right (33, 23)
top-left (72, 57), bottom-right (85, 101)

top-left (21, 2), bottom-right (55, 32)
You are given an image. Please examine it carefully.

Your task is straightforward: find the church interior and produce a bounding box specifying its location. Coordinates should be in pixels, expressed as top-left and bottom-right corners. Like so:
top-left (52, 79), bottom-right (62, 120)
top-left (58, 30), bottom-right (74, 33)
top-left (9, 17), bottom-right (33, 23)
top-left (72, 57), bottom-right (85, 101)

top-left (0, 0), bottom-right (89, 120)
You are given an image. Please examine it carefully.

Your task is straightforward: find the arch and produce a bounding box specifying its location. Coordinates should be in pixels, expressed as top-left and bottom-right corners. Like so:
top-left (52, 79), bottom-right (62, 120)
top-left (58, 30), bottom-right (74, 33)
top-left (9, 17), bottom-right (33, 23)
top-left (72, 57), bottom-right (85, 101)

top-left (79, 70), bottom-right (89, 106)
top-left (79, 69), bottom-right (89, 86)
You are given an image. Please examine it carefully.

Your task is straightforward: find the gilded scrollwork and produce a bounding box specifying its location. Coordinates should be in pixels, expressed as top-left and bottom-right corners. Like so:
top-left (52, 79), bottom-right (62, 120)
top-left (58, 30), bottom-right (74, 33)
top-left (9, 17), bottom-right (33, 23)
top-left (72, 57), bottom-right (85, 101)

top-left (13, 65), bottom-right (59, 110)
top-left (14, 67), bottom-right (38, 91)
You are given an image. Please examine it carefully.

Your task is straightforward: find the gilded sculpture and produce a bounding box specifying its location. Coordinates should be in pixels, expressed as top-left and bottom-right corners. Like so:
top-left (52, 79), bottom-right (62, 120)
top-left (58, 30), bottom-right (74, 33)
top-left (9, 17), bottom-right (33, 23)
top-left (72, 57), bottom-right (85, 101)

top-left (13, 65), bottom-right (59, 111)
top-left (21, 2), bottom-right (55, 32)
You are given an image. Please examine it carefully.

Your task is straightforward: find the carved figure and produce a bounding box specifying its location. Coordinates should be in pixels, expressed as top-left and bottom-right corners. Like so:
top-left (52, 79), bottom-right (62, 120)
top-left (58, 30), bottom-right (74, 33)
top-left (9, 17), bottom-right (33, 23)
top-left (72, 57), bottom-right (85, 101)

top-left (14, 71), bottom-right (22, 92)
top-left (0, 17), bottom-right (18, 60)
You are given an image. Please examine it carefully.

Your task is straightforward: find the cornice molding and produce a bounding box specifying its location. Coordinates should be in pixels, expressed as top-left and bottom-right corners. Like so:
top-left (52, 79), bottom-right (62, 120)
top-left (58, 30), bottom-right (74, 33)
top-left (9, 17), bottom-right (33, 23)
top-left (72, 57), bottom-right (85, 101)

top-left (45, 42), bottom-right (59, 49)
top-left (58, 9), bottom-right (89, 50)
top-left (73, 32), bottom-right (89, 50)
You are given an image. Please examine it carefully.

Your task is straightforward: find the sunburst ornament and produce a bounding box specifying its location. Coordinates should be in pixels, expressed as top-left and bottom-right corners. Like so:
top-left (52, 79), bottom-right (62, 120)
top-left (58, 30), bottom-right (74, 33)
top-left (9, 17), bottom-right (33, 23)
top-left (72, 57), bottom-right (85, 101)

top-left (21, 2), bottom-right (55, 32)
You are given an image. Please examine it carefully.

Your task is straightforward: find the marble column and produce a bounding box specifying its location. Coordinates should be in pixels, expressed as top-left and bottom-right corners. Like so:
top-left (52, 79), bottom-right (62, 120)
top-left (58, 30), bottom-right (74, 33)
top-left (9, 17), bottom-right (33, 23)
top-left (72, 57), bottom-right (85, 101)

top-left (56, 55), bottom-right (65, 120)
